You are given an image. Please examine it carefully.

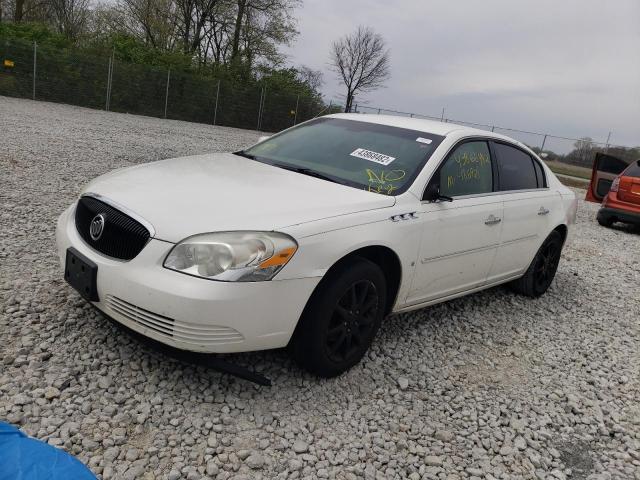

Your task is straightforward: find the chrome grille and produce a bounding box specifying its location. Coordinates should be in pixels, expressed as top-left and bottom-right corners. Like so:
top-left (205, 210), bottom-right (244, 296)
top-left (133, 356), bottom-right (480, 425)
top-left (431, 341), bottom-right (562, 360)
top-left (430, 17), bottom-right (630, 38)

top-left (75, 196), bottom-right (150, 260)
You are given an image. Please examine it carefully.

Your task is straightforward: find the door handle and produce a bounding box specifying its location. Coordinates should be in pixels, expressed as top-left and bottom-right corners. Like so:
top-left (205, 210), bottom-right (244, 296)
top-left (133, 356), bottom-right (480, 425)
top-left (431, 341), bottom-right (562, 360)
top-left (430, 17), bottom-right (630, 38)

top-left (538, 207), bottom-right (550, 216)
top-left (484, 214), bottom-right (502, 225)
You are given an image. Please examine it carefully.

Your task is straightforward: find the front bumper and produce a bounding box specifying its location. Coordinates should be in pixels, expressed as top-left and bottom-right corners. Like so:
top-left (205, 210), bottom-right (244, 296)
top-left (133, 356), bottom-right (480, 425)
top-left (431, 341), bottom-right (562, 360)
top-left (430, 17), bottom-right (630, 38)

top-left (56, 205), bottom-right (321, 353)
top-left (597, 206), bottom-right (640, 226)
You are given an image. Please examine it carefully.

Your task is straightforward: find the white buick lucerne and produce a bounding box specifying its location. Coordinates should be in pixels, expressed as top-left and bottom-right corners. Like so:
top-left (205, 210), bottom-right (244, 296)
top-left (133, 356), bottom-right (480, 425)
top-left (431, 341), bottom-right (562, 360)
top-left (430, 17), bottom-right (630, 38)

top-left (57, 114), bottom-right (577, 377)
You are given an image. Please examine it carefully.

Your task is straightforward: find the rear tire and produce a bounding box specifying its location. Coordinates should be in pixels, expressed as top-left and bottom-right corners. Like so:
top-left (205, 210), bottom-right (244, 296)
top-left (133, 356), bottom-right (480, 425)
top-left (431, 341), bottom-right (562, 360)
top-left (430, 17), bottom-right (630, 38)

top-left (289, 258), bottom-right (387, 377)
top-left (597, 215), bottom-right (614, 227)
top-left (509, 230), bottom-right (563, 298)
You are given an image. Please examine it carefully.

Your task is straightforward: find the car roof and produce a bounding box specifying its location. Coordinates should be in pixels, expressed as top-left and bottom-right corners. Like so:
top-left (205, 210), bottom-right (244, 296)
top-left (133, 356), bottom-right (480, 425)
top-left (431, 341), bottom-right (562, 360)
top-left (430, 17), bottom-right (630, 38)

top-left (324, 113), bottom-right (524, 146)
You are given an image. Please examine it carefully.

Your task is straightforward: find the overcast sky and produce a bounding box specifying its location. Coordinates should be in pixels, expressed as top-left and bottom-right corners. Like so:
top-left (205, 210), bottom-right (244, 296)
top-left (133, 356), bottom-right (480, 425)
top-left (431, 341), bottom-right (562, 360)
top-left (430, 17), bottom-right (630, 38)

top-left (282, 0), bottom-right (640, 150)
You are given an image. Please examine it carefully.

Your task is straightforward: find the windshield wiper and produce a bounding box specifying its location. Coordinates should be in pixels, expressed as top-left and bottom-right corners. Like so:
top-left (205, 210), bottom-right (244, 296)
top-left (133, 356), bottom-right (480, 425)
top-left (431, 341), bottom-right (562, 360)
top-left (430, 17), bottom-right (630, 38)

top-left (234, 150), bottom-right (256, 160)
top-left (237, 155), bottom-right (346, 186)
top-left (273, 164), bottom-right (345, 185)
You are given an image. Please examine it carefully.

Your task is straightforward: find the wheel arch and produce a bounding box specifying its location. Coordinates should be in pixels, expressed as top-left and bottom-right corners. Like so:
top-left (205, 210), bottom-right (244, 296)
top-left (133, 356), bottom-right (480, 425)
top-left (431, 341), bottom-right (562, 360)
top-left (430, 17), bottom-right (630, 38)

top-left (553, 223), bottom-right (568, 244)
top-left (322, 245), bottom-right (403, 316)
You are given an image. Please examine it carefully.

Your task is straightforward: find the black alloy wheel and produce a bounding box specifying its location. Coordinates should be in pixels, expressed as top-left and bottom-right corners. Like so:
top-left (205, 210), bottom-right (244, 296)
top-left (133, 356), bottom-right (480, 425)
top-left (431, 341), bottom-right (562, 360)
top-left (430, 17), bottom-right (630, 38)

top-left (290, 257), bottom-right (387, 377)
top-left (325, 280), bottom-right (379, 364)
top-left (509, 230), bottom-right (564, 297)
top-left (532, 237), bottom-right (562, 293)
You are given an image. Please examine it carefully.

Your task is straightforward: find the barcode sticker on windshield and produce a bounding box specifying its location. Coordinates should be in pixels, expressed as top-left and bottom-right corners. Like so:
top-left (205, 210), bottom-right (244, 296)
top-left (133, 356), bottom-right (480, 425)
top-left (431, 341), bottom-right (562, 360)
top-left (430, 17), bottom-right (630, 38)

top-left (416, 137), bottom-right (432, 144)
top-left (350, 148), bottom-right (396, 166)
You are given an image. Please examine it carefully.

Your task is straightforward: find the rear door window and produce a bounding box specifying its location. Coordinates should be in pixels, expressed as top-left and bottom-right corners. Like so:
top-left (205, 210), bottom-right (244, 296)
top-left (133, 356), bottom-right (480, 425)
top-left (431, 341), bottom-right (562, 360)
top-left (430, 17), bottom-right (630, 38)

top-left (493, 142), bottom-right (538, 190)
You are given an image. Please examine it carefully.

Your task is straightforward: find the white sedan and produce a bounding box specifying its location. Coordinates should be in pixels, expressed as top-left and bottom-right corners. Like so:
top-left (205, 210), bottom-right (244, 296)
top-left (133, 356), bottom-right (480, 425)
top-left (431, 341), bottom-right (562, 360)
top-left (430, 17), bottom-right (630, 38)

top-left (56, 114), bottom-right (577, 377)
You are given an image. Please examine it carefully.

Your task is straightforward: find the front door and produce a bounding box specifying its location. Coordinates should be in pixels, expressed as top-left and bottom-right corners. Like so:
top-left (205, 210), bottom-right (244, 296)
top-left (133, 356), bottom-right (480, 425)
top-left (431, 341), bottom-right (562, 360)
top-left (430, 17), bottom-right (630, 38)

top-left (407, 140), bottom-right (503, 305)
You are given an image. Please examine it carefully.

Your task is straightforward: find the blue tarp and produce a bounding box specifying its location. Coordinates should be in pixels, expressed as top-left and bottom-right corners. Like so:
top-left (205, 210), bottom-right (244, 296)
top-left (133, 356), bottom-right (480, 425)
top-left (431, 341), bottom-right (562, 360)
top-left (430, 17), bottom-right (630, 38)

top-left (0, 422), bottom-right (96, 480)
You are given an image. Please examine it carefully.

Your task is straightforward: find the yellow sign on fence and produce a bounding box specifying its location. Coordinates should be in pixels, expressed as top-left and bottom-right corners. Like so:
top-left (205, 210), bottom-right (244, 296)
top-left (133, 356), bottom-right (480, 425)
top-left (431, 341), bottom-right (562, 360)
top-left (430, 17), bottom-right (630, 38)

top-left (3, 59), bottom-right (15, 68)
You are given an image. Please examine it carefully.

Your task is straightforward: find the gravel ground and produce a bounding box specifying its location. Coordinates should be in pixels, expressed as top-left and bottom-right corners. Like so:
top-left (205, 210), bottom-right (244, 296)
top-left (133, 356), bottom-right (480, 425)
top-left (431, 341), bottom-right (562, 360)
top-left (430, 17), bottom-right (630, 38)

top-left (1, 96), bottom-right (639, 480)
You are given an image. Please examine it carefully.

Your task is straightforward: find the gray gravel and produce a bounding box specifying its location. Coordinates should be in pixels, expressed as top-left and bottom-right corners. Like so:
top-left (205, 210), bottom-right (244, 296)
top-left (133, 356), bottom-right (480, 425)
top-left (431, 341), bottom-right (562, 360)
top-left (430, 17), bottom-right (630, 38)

top-left (1, 95), bottom-right (639, 480)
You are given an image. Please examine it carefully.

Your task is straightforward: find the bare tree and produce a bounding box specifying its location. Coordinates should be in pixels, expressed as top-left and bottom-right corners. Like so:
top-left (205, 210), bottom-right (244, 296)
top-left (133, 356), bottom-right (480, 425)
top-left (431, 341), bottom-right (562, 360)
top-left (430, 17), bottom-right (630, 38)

top-left (571, 137), bottom-right (595, 166)
top-left (330, 25), bottom-right (390, 112)
top-left (14, 0), bottom-right (23, 21)
top-left (50, 0), bottom-right (90, 39)
top-left (230, 0), bottom-right (299, 66)
top-left (174, 0), bottom-right (223, 55)
top-left (230, 0), bottom-right (245, 59)
top-left (114, 0), bottom-right (177, 49)
top-left (199, 1), bottom-right (235, 63)
top-left (297, 65), bottom-right (323, 91)
top-left (11, 0), bottom-right (52, 23)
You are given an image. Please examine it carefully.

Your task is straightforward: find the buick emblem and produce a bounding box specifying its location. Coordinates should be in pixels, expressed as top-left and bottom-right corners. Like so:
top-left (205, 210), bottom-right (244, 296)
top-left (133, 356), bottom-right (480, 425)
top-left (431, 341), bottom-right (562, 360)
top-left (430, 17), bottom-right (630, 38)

top-left (90, 213), bottom-right (106, 241)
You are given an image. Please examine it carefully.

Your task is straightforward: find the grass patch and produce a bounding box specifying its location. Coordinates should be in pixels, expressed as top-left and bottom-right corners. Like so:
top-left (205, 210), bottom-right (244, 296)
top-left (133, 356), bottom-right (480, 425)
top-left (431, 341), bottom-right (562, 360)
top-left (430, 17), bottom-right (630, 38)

top-left (557, 176), bottom-right (588, 189)
top-left (544, 160), bottom-right (592, 180)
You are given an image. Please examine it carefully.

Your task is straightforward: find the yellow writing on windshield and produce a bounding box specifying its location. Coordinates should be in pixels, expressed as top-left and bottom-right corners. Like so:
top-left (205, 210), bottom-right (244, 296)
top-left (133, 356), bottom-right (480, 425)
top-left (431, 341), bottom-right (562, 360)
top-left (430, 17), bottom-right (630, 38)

top-left (365, 169), bottom-right (406, 195)
top-left (366, 168), bottom-right (406, 184)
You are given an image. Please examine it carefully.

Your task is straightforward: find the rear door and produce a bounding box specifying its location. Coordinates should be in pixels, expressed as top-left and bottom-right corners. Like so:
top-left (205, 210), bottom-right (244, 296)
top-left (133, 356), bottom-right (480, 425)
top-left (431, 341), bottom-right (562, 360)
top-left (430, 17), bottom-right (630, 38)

top-left (586, 152), bottom-right (629, 203)
top-left (617, 161), bottom-right (640, 206)
top-left (488, 141), bottom-right (560, 282)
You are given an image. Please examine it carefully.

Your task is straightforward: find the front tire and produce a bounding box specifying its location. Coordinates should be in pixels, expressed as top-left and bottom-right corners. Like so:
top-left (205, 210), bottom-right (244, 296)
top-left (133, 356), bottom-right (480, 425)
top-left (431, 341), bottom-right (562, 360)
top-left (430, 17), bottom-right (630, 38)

top-left (509, 230), bottom-right (563, 298)
top-left (290, 258), bottom-right (387, 377)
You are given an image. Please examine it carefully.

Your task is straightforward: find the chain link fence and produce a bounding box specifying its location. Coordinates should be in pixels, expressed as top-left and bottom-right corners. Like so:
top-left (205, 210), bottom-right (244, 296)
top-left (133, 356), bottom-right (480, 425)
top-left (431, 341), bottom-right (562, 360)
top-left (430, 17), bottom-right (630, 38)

top-left (0, 37), bottom-right (329, 132)
top-left (353, 106), bottom-right (638, 169)
top-left (1, 37), bottom-right (636, 170)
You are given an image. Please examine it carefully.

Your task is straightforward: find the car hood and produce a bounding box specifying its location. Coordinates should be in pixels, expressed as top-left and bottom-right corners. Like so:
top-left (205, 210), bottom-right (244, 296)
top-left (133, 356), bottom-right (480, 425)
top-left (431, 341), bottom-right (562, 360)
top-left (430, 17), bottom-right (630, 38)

top-left (82, 153), bottom-right (396, 242)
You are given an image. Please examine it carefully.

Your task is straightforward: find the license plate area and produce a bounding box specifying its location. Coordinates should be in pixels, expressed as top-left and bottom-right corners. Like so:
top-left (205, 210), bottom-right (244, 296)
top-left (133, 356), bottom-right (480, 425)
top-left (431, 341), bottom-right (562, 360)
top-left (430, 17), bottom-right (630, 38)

top-left (65, 247), bottom-right (99, 301)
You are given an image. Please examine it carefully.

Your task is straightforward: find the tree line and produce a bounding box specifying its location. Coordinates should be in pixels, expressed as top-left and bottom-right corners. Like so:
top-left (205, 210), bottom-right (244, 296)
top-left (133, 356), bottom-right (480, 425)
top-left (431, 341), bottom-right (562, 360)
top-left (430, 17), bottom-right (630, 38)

top-left (0, 0), bottom-right (329, 110)
top-left (0, 0), bottom-right (349, 131)
top-left (1, 0), bottom-right (396, 116)
top-left (1, 0), bottom-right (303, 68)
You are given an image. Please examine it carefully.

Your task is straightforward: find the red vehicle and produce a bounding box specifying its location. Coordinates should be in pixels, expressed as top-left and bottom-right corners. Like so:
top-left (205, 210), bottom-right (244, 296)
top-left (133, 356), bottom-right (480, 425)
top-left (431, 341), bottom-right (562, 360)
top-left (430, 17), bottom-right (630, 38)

top-left (586, 152), bottom-right (640, 227)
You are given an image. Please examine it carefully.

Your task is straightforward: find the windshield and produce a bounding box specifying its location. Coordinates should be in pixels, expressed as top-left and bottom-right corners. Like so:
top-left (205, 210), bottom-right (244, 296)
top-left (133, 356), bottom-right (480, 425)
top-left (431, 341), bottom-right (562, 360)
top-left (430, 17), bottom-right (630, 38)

top-left (243, 117), bottom-right (445, 195)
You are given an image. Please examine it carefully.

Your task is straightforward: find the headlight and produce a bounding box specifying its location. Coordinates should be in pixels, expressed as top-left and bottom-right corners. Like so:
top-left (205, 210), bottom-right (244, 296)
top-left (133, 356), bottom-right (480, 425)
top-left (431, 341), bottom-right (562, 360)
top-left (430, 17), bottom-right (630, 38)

top-left (164, 231), bottom-right (297, 282)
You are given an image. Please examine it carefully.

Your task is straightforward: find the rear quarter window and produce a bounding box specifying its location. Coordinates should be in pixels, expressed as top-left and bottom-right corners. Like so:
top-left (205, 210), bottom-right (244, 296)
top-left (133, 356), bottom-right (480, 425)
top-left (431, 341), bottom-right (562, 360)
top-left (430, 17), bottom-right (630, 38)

top-left (623, 160), bottom-right (640, 178)
top-left (532, 158), bottom-right (547, 187)
top-left (599, 153), bottom-right (629, 175)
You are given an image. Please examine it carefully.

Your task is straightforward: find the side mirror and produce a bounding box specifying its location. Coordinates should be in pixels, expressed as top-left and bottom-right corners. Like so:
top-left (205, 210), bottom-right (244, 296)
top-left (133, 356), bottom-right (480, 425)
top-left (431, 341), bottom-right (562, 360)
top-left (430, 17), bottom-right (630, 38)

top-left (257, 135), bottom-right (271, 143)
top-left (423, 183), bottom-right (453, 202)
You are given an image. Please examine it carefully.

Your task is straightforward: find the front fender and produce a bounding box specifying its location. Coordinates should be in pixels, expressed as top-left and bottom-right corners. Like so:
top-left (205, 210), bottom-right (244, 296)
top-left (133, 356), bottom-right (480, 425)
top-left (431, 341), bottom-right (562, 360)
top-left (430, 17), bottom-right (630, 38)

top-left (277, 214), bottom-right (423, 309)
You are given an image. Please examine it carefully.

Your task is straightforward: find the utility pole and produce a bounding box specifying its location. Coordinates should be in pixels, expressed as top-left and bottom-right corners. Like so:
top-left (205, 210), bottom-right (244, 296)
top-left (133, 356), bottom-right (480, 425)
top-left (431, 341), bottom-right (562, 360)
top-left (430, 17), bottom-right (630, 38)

top-left (213, 80), bottom-right (220, 125)
top-left (105, 54), bottom-right (112, 111)
top-left (32, 41), bottom-right (37, 100)
top-left (164, 68), bottom-right (171, 119)
top-left (540, 134), bottom-right (548, 152)
top-left (106, 49), bottom-right (115, 111)
top-left (256, 87), bottom-right (264, 131)
top-left (293, 94), bottom-right (299, 125)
